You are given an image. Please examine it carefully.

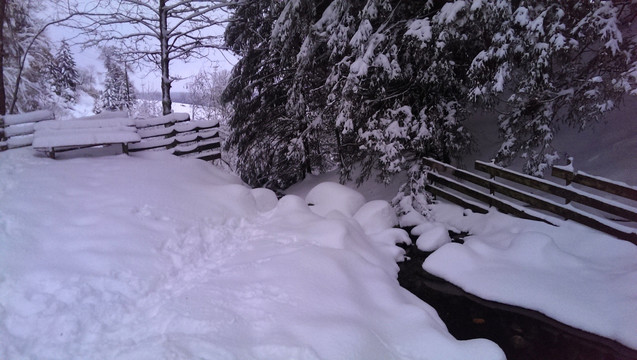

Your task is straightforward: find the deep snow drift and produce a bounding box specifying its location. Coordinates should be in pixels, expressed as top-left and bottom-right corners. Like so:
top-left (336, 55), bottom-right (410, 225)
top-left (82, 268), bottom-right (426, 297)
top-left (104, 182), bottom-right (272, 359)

top-left (423, 204), bottom-right (637, 350)
top-left (0, 149), bottom-right (504, 360)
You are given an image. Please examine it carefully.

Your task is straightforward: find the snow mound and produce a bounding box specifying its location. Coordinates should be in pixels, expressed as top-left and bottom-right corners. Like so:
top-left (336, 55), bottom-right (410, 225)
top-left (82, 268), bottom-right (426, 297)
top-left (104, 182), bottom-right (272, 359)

top-left (251, 187), bottom-right (279, 212)
top-left (305, 181), bottom-right (367, 217)
top-left (424, 204), bottom-right (637, 350)
top-left (0, 148), bottom-right (504, 360)
top-left (413, 222), bottom-right (452, 252)
top-left (353, 199), bottom-right (398, 234)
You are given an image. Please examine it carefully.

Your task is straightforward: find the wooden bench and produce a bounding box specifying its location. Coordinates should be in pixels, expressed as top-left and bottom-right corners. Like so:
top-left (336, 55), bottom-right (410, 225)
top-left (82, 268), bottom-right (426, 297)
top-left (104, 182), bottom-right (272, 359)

top-left (32, 117), bottom-right (141, 159)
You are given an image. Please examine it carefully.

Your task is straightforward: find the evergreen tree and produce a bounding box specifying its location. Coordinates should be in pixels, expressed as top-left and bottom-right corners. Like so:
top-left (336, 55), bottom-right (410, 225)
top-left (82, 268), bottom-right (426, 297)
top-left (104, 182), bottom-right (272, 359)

top-left (223, 0), bottom-right (326, 190)
top-left (95, 48), bottom-right (136, 113)
top-left (51, 40), bottom-right (79, 103)
top-left (224, 0), bottom-right (637, 209)
top-left (467, 0), bottom-right (637, 175)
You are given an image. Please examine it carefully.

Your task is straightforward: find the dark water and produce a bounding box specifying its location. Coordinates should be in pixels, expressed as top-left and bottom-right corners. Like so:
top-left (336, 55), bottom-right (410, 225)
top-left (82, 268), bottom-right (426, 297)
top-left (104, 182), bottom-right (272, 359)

top-left (397, 235), bottom-right (637, 360)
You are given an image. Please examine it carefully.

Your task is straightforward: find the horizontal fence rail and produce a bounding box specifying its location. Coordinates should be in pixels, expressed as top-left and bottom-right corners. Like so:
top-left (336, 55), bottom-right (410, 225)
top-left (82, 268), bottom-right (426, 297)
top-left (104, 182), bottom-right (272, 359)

top-left (1, 110), bottom-right (221, 162)
top-left (552, 165), bottom-right (637, 201)
top-left (0, 110), bottom-right (56, 150)
top-left (423, 158), bottom-right (637, 245)
top-left (130, 114), bottom-right (221, 161)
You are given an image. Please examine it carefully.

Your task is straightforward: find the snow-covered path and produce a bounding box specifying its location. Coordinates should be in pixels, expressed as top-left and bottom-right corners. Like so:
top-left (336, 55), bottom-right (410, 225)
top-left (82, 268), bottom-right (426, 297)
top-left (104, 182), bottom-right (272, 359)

top-left (0, 149), bottom-right (504, 359)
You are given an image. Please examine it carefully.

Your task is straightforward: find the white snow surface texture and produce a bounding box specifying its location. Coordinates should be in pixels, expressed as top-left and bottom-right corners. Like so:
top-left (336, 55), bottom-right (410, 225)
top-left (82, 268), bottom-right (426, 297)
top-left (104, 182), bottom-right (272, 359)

top-left (423, 203), bottom-right (637, 350)
top-left (0, 149), bottom-right (504, 360)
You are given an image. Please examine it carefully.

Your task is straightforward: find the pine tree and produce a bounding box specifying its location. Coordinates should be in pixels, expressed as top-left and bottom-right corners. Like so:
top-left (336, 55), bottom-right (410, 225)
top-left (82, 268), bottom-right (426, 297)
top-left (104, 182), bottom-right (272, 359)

top-left (224, 0), bottom-right (637, 206)
top-left (95, 48), bottom-right (136, 113)
top-left (468, 0), bottom-right (637, 176)
top-left (223, 0), bottom-right (327, 190)
top-left (51, 41), bottom-right (79, 103)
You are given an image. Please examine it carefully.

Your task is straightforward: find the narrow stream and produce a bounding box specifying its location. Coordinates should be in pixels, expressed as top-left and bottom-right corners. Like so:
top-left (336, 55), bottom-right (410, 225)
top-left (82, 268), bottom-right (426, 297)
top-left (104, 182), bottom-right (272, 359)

top-left (397, 235), bottom-right (637, 360)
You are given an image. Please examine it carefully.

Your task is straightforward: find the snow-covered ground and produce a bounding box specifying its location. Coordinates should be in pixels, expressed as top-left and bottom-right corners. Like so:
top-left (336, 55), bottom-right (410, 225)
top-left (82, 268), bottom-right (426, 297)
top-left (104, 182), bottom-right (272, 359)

top-left (288, 170), bottom-right (637, 351)
top-left (424, 204), bottom-right (637, 350)
top-left (0, 148), bottom-right (504, 359)
top-left (286, 99), bottom-right (637, 352)
top-left (1, 95), bottom-right (635, 357)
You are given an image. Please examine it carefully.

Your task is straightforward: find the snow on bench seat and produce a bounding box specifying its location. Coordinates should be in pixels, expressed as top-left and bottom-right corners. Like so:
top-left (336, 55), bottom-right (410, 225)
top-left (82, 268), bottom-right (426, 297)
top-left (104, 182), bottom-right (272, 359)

top-left (32, 118), bottom-right (141, 158)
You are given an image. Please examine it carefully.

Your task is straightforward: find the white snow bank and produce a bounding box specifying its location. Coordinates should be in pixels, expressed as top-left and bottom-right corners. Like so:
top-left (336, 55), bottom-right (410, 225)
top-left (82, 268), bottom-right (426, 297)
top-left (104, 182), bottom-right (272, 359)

top-left (412, 222), bottom-right (452, 252)
top-left (251, 187), bottom-right (279, 212)
top-left (305, 181), bottom-right (367, 217)
top-left (0, 149), bottom-right (504, 360)
top-left (353, 200), bottom-right (398, 234)
top-left (423, 203), bottom-right (637, 350)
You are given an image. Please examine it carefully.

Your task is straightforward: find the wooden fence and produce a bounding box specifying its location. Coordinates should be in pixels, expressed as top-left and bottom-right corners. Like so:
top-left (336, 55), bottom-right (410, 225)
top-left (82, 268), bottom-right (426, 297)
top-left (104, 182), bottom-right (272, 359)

top-left (423, 158), bottom-right (637, 245)
top-left (0, 110), bottom-right (221, 161)
top-left (0, 110), bottom-right (56, 150)
top-left (130, 113), bottom-right (221, 161)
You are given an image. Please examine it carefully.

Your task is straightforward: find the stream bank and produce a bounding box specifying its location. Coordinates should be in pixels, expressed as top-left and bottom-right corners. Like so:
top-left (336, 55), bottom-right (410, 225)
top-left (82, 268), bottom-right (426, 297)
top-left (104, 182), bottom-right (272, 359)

top-left (397, 234), bottom-right (637, 360)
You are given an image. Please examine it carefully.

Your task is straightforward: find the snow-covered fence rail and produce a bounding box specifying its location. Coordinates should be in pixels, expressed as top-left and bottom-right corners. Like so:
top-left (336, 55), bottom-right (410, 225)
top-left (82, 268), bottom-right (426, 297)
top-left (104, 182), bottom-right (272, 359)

top-left (423, 158), bottom-right (637, 245)
top-left (552, 165), bottom-right (637, 201)
top-left (130, 113), bottom-right (221, 161)
top-left (1, 110), bottom-right (221, 162)
top-left (0, 110), bottom-right (56, 150)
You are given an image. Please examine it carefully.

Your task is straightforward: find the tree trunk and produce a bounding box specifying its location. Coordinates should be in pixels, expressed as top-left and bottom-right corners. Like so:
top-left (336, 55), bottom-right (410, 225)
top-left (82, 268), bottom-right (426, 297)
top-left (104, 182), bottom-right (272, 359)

top-left (159, 0), bottom-right (172, 115)
top-left (0, 0), bottom-right (6, 115)
top-left (303, 138), bottom-right (312, 174)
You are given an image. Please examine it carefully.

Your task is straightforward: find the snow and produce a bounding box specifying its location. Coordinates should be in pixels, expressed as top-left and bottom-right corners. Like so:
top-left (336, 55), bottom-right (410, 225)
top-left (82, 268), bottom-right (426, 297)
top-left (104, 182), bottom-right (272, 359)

top-left (0, 148), bottom-right (505, 360)
top-left (4, 122), bottom-right (35, 137)
top-left (6, 134), bottom-right (34, 149)
top-left (405, 19), bottom-right (432, 45)
top-left (32, 129), bottom-right (141, 149)
top-left (423, 203), bottom-right (637, 350)
top-left (84, 110), bottom-right (130, 120)
top-left (2, 110), bottom-right (55, 126)
top-left (32, 118), bottom-right (141, 149)
top-left (305, 181), bottom-right (367, 217)
top-left (435, 1), bottom-right (466, 24)
top-left (285, 127), bottom-right (637, 351)
top-left (412, 222), bottom-right (452, 252)
top-left (353, 200), bottom-right (398, 235)
top-left (134, 112), bottom-right (191, 128)
top-left (34, 118), bottom-right (135, 130)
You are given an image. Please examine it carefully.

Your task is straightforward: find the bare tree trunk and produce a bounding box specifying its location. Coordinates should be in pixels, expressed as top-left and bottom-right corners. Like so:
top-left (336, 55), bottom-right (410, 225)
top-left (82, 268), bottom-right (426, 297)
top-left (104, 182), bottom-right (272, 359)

top-left (159, 0), bottom-right (171, 115)
top-left (0, 0), bottom-right (6, 115)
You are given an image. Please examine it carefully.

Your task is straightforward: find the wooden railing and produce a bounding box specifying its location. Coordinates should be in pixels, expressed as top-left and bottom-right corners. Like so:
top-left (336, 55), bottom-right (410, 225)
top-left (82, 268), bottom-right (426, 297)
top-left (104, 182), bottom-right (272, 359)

top-left (0, 110), bottom-right (56, 150)
top-left (130, 113), bottom-right (221, 161)
top-left (423, 158), bottom-right (637, 244)
top-left (0, 110), bottom-right (221, 162)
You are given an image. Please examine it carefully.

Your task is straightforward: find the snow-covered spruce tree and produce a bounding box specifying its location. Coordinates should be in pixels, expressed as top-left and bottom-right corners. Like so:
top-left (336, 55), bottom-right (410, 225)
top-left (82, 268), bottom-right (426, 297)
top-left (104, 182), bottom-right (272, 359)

top-left (224, 0), bottom-right (636, 214)
top-left (223, 0), bottom-right (333, 191)
top-left (468, 0), bottom-right (637, 176)
top-left (305, 0), bottom-right (501, 214)
top-left (51, 40), bottom-right (79, 103)
top-left (95, 48), bottom-right (136, 113)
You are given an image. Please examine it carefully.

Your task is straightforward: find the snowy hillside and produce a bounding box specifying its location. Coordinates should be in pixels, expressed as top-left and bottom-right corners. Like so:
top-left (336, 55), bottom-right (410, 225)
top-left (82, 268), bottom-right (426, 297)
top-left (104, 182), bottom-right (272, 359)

top-left (0, 149), bottom-right (504, 360)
